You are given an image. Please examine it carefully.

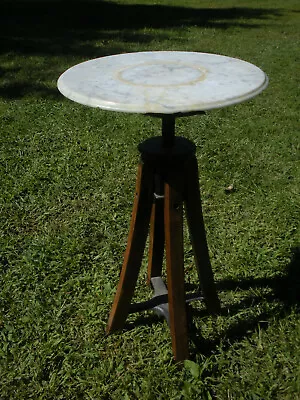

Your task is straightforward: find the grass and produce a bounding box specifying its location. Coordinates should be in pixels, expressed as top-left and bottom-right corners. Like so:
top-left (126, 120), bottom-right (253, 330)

top-left (0, 0), bottom-right (299, 398)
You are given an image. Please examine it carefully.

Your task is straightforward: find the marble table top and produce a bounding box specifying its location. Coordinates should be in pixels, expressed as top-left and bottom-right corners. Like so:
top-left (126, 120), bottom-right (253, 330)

top-left (57, 51), bottom-right (268, 115)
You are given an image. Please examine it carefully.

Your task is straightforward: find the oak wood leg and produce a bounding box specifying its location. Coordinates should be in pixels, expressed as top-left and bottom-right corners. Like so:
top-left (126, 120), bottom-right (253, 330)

top-left (164, 172), bottom-right (189, 361)
top-left (184, 156), bottom-right (221, 314)
top-left (106, 161), bottom-right (153, 334)
top-left (147, 192), bottom-right (165, 285)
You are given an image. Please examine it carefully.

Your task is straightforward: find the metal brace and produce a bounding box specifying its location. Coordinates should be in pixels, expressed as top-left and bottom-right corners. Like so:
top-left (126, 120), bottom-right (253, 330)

top-left (129, 277), bottom-right (204, 327)
top-left (154, 192), bottom-right (165, 200)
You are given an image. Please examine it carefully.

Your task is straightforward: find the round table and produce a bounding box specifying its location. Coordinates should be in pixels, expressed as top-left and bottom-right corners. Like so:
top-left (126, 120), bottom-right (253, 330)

top-left (58, 51), bottom-right (268, 114)
top-left (58, 51), bottom-right (268, 361)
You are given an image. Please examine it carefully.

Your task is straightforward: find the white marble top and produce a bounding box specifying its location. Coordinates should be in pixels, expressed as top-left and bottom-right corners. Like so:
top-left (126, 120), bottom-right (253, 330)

top-left (57, 51), bottom-right (268, 114)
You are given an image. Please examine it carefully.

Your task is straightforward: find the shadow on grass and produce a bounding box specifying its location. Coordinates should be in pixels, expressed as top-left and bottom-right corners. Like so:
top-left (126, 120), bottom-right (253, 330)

top-left (188, 246), bottom-right (300, 357)
top-left (0, 0), bottom-right (281, 99)
top-left (118, 246), bottom-right (300, 356)
top-left (117, 247), bottom-right (300, 360)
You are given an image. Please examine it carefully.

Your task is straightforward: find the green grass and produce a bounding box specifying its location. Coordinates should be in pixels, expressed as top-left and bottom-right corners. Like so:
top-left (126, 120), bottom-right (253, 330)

top-left (0, 0), bottom-right (299, 398)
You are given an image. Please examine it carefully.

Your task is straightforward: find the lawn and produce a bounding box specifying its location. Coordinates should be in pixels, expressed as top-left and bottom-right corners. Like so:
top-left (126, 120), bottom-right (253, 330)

top-left (0, 0), bottom-right (299, 398)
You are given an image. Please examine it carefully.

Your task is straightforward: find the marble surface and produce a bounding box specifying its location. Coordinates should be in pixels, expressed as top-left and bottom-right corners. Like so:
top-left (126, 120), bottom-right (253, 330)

top-left (57, 51), bottom-right (268, 114)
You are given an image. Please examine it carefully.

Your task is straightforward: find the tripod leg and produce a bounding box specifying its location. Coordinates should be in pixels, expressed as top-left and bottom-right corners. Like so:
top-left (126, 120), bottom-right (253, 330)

top-left (106, 161), bottom-right (153, 334)
top-left (184, 156), bottom-right (221, 314)
top-left (164, 171), bottom-right (189, 362)
top-left (147, 174), bottom-right (165, 284)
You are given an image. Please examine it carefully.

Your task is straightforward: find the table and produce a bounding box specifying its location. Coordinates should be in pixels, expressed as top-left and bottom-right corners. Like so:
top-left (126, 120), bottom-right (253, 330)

top-left (58, 51), bottom-right (268, 361)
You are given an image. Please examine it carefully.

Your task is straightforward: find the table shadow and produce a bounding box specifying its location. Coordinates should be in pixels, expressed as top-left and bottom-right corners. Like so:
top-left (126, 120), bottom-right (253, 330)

top-left (187, 246), bottom-right (300, 358)
top-left (122, 247), bottom-right (299, 360)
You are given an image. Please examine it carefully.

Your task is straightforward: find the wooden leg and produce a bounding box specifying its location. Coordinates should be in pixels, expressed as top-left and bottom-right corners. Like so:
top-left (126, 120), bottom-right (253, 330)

top-left (164, 171), bottom-right (189, 362)
top-left (147, 180), bottom-right (165, 284)
top-left (184, 156), bottom-right (221, 314)
top-left (106, 161), bottom-right (153, 334)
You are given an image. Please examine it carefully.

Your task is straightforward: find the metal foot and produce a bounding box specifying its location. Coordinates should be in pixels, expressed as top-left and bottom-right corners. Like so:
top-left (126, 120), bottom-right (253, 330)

top-left (129, 277), bottom-right (204, 327)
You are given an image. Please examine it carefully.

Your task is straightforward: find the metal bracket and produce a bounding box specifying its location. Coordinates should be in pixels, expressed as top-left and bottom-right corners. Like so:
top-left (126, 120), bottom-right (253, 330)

top-left (129, 277), bottom-right (204, 326)
top-left (154, 193), bottom-right (165, 200)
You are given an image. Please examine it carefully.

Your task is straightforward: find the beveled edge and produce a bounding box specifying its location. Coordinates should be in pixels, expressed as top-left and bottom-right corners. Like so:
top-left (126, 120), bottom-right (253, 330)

top-left (57, 52), bottom-right (269, 115)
